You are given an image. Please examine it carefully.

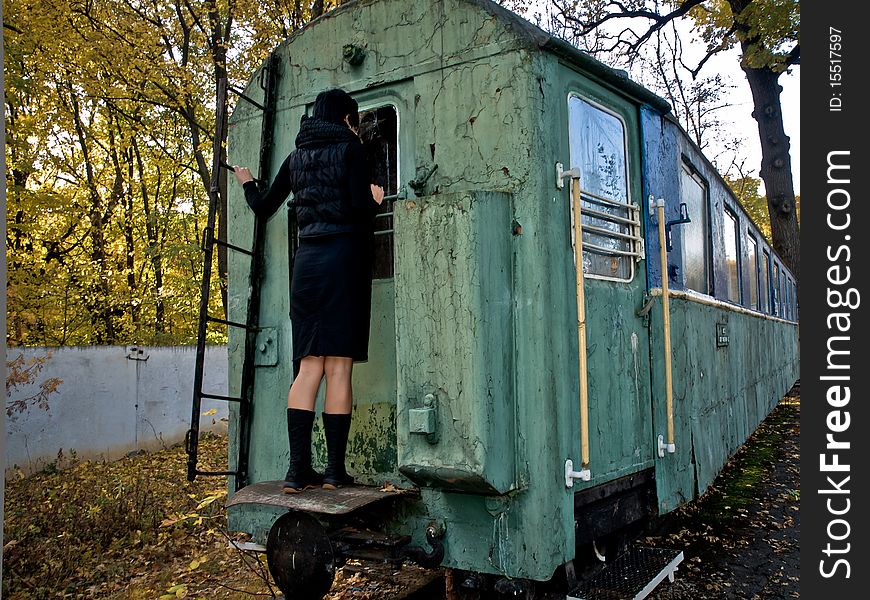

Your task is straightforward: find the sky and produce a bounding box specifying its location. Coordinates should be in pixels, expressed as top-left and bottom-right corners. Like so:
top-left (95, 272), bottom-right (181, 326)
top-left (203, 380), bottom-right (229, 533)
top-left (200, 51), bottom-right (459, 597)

top-left (678, 31), bottom-right (801, 196)
top-left (518, 1), bottom-right (801, 195)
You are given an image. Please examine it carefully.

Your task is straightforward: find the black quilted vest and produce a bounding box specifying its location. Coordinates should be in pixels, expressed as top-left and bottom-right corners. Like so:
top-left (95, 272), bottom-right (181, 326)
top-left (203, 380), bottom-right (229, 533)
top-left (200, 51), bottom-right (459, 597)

top-left (288, 116), bottom-right (371, 238)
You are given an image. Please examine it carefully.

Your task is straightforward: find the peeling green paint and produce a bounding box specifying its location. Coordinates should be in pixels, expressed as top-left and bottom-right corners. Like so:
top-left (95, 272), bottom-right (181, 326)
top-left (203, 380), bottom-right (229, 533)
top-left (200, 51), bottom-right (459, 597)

top-left (224, 0), bottom-right (799, 584)
top-left (648, 296), bottom-right (799, 513)
top-left (394, 191), bottom-right (516, 495)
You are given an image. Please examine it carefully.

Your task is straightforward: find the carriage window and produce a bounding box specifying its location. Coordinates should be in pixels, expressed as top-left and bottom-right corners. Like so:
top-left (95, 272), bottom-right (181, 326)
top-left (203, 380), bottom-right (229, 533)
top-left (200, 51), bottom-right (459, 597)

top-left (679, 165), bottom-right (711, 294)
top-left (747, 234), bottom-right (759, 310)
top-left (791, 280), bottom-right (798, 320)
top-left (567, 95), bottom-right (638, 281)
top-left (359, 105), bottom-right (399, 279)
top-left (784, 280), bottom-right (789, 320)
top-left (761, 250), bottom-right (771, 314)
top-left (792, 280), bottom-right (798, 320)
top-left (723, 208), bottom-right (740, 304)
top-left (780, 269), bottom-right (787, 318)
top-left (772, 262), bottom-right (780, 316)
top-left (783, 276), bottom-right (790, 319)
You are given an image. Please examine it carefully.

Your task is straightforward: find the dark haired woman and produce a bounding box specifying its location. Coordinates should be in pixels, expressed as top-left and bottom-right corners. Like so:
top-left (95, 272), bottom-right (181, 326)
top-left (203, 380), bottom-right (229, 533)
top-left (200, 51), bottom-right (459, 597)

top-left (233, 88), bottom-right (385, 492)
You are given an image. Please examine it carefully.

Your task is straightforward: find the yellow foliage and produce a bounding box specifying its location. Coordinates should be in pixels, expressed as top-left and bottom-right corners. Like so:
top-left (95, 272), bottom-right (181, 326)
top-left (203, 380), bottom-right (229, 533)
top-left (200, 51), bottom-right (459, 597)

top-left (2, 432), bottom-right (275, 598)
top-left (4, 0), bottom-right (321, 347)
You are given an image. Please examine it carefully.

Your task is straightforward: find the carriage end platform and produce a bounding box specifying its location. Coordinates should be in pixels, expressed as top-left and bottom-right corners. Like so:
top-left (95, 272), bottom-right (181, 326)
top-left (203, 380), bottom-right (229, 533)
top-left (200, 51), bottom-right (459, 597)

top-left (226, 480), bottom-right (419, 515)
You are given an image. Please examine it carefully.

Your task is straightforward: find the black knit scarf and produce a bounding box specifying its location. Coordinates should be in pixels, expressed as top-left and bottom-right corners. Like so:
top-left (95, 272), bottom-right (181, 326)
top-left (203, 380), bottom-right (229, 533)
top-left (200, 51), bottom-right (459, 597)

top-left (295, 116), bottom-right (358, 149)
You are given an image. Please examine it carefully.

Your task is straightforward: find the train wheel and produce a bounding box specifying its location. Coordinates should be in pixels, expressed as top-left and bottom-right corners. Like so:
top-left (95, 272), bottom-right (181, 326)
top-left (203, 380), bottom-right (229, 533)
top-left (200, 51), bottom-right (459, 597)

top-left (266, 510), bottom-right (335, 599)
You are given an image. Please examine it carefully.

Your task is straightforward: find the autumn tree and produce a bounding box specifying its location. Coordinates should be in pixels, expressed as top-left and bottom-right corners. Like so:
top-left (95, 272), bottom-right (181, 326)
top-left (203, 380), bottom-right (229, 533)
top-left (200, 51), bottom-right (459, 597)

top-left (539, 0), bottom-right (799, 284)
top-left (4, 0), bottom-right (334, 346)
top-left (727, 174), bottom-right (799, 243)
top-left (727, 175), bottom-right (771, 241)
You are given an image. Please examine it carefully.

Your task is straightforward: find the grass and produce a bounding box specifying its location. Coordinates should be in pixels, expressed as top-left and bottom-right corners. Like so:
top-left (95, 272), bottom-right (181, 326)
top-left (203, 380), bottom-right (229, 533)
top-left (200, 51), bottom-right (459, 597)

top-left (698, 397), bottom-right (799, 526)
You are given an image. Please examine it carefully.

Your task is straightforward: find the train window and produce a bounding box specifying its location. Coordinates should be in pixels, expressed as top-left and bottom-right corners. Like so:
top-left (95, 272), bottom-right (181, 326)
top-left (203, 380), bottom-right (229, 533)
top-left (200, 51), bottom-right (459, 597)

top-left (785, 282), bottom-right (790, 320)
top-left (792, 280), bottom-right (798, 319)
top-left (761, 250), bottom-right (771, 314)
top-left (772, 262), bottom-right (780, 316)
top-left (679, 165), bottom-right (711, 294)
top-left (723, 208), bottom-right (741, 304)
top-left (779, 271), bottom-right (791, 319)
top-left (747, 234), bottom-right (759, 310)
top-left (359, 104), bottom-right (399, 279)
top-left (793, 280), bottom-right (798, 319)
top-left (779, 269), bottom-right (788, 319)
top-left (567, 95), bottom-right (636, 281)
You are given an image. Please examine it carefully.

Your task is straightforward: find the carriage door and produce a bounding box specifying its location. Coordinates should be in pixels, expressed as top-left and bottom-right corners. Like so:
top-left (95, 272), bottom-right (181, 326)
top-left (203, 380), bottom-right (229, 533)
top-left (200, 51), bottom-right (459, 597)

top-left (566, 93), bottom-right (654, 484)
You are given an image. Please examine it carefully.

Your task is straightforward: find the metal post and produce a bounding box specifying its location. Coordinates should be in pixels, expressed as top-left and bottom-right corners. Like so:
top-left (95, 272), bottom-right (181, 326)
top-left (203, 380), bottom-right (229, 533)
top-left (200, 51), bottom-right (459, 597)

top-left (656, 200), bottom-right (676, 455)
top-left (571, 177), bottom-right (592, 471)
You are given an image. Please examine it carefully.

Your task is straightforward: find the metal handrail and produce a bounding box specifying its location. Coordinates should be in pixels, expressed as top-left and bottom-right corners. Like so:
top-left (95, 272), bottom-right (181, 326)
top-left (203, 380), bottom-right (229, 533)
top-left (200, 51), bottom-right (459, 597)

top-left (584, 242), bottom-right (644, 258)
top-left (580, 189), bottom-right (639, 210)
top-left (581, 222), bottom-right (644, 243)
top-left (577, 193), bottom-right (644, 261)
top-left (579, 205), bottom-right (639, 227)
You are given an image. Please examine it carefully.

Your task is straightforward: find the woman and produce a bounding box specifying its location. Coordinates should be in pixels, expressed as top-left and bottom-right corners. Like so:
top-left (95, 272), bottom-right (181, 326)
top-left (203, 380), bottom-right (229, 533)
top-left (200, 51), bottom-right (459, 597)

top-left (233, 88), bottom-right (385, 493)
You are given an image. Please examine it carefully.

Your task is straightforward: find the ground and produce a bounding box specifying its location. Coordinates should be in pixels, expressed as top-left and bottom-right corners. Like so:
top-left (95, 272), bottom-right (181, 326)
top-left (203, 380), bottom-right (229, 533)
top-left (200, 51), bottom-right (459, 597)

top-left (2, 386), bottom-right (799, 599)
top-left (645, 385), bottom-right (800, 599)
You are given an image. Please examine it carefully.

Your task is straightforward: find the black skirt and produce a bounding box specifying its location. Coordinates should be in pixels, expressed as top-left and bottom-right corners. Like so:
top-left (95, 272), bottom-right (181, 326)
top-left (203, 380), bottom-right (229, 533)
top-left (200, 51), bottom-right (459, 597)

top-left (291, 232), bottom-right (373, 364)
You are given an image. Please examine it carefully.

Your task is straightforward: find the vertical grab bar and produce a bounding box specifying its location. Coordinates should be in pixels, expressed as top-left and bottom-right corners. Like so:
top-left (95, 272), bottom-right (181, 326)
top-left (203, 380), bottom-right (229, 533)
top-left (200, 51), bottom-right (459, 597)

top-left (571, 176), bottom-right (592, 472)
top-left (656, 199), bottom-right (676, 455)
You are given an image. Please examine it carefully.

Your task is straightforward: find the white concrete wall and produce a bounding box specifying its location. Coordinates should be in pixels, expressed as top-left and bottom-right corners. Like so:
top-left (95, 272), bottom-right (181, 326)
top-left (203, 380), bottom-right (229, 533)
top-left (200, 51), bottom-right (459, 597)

top-left (5, 345), bottom-right (229, 475)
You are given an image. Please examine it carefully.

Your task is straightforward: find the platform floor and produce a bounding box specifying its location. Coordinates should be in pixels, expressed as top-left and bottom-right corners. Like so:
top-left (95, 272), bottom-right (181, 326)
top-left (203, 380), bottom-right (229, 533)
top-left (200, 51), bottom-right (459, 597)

top-left (225, 480), bottom-right (417, 515)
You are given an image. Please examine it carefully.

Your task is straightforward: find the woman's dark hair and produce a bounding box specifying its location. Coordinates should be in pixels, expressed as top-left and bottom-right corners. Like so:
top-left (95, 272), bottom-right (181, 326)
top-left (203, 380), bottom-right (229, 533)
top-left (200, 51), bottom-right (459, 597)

top-left (313, 88), bottom-right (359, 128)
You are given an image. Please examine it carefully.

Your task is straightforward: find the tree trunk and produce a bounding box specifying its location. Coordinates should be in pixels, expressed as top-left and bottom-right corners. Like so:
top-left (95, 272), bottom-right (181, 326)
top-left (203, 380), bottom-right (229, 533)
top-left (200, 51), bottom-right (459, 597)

top-left (68, 85), bottom-right (116, 344)
top-left (133, 139), bottom-right (166, 335)
top-left (123, 172), bottom-right (140, 335)
top-left (740, 60), bottom-right (800, 290)
top-left (727, 0), bottom-right (800, 293)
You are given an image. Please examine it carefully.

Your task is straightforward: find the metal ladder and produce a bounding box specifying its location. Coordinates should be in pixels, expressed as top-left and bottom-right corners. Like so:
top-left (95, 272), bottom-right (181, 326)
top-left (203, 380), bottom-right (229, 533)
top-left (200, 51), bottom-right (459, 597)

top-left (185, 52), bottom-right (281, 491)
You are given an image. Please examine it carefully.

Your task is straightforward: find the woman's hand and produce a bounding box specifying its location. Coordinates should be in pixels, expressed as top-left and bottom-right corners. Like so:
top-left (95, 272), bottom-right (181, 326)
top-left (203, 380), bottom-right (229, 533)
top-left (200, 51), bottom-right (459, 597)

top-left (370, 184), bottom-right (385, 205)
top-left (232, 166), bottom-right (254, 186)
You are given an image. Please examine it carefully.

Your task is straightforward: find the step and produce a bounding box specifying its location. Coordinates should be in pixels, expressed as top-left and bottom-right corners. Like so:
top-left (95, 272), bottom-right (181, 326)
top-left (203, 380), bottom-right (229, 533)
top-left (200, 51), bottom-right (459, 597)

top-left (225, 480), bottom-right (418, 515)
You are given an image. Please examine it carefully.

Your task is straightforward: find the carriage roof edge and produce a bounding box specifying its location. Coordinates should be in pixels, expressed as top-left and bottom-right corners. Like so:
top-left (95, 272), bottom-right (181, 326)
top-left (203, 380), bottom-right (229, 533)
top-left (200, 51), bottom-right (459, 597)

top-left (233, 0), bottom-right (673, 117)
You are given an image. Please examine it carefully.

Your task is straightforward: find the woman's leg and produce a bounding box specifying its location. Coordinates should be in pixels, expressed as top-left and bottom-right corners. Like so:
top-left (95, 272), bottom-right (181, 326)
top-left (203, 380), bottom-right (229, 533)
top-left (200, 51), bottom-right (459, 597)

top-left (288, 355), bottom-right (325, 410)
top-left (283, 356), bottom-right (325, 493)
top-left (322, 356), bottom-right (354, 488)
top-left (323, 356), bottom-right (353, 414)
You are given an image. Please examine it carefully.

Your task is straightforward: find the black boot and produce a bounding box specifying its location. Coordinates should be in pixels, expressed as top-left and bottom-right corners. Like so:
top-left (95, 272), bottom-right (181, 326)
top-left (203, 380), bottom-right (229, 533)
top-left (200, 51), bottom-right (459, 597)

top-left (283, 408), bottom-right (323, 493)
top-left (322, 412), bottom-right (354, 489)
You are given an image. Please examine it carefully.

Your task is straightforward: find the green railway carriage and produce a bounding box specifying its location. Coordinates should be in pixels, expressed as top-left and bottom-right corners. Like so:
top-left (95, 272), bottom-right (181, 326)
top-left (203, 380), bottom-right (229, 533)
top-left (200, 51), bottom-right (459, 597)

top-left (215, 0), bottom-right (799, 595)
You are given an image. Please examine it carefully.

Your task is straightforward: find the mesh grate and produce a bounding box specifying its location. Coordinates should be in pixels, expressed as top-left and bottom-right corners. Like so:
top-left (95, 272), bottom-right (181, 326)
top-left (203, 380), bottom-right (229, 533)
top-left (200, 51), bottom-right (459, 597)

top-left (569, 546), bottom-right (683, 600)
